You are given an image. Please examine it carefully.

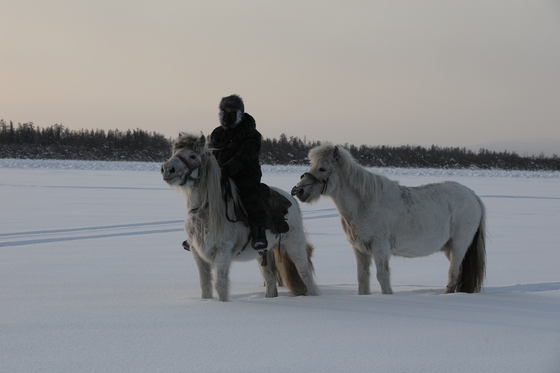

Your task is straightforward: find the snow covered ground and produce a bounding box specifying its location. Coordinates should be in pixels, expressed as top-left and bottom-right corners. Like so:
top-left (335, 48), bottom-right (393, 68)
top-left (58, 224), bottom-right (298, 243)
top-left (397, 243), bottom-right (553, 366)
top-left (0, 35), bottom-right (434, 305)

top-left (1, 159), bottom-right (559, 373)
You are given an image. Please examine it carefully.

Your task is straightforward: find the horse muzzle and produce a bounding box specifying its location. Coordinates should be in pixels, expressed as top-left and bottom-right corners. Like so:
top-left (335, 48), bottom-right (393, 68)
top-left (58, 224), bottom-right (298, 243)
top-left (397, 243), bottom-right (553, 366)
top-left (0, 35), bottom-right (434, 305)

top-left (161, 163), bottom-right (176, 181)
top-left (291, 172), bottom-right (328, 200)
top-left (291, 172), bottom-right (315, 197)
top-left (291, 185), bottom-right (310, 202)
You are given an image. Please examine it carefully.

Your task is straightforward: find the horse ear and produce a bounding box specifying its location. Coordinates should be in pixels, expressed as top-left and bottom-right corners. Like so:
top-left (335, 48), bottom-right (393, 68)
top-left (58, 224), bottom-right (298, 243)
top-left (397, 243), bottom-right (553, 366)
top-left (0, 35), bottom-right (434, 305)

top-left (199, 134), bottom-right (206, 147)
top-left (333, 146), bottom-right (339, 160)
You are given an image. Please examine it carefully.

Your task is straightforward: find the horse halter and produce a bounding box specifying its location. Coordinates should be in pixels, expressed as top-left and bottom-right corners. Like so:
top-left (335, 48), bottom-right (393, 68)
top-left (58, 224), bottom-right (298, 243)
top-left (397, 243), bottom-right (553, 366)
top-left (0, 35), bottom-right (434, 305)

top-left (174, 154), bottom-right (201, 186)
top-left (295, 171), bottom-right (330, 195)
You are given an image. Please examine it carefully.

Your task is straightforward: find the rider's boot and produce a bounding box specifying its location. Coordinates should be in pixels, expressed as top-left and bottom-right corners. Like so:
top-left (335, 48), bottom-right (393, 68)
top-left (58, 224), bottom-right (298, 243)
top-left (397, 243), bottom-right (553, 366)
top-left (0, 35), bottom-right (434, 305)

top-left (252, 226), bottom-right (268, 255)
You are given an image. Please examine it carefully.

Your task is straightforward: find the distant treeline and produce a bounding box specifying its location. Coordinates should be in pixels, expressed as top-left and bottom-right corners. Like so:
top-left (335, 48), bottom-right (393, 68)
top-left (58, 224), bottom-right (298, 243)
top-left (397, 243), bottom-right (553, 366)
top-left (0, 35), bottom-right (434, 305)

top-left (0, 121), bottom-right (169, 162)
top-left (1, 120), bottom-right (559, 170)
top-left (261, 133), bottom-right (559, 170)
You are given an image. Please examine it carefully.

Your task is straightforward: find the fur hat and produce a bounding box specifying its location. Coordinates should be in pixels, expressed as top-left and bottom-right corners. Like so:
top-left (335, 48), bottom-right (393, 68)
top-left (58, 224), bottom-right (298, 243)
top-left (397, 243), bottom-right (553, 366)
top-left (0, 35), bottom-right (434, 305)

top-left (219, 94), bottom-right (245, 128)
top-left (219, 94), bottom-right (244, 113)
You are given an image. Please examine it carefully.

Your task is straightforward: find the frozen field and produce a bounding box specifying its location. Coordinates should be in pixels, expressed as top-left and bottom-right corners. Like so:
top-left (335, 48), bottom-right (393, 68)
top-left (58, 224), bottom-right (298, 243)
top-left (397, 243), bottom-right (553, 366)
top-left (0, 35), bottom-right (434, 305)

top-left (1, 159), bottom-right (559, 372)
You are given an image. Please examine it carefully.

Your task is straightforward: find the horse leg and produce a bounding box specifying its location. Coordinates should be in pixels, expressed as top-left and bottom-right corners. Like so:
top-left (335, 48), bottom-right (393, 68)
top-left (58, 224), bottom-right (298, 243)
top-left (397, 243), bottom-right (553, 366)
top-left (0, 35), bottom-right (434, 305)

top-left (441, 243), bottom-right (457, 293)
top-left (300, 254), bottom-right (320, 296)
top-left (371, 243), bottom-right (393, 294)
top-left (294, 259), bottom-right (319, 296)
top-left (444, 252), bottom-right (462, 293)
top-left (444, 203), bottom-right (486, 293)
top-left (209, 248), bottom-right (233, 302)
top-left (352, 246), bottom-right (372, 295)
top-left (444, 229), bottom-right (474, 293)
top-left (444, 237), bottom-right (470, 294)
top-left (281, 239), bottom-right (319, 296)
top-left (213, 258), bottom-right (232, 301)
top-left (191, 249), bottom-right (213, 299)
top-left (259, 250), bottom-right (278, 298)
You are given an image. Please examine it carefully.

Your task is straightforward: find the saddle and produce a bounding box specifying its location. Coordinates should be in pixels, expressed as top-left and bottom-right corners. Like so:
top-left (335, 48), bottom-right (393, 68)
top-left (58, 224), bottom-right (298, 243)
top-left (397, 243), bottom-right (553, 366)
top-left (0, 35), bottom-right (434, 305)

top-left (259, 183), bottom-right (291, 234)
top-left (228, 182), bottom-right (292, 234)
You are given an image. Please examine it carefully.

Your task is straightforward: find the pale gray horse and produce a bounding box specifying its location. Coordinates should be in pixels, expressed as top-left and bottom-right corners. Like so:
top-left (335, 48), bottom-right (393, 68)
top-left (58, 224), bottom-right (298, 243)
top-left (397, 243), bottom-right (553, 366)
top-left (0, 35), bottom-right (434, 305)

top-left (161, 133), bottom-right (319, 301)
top-left (291, 143), bottom-right (486, 294)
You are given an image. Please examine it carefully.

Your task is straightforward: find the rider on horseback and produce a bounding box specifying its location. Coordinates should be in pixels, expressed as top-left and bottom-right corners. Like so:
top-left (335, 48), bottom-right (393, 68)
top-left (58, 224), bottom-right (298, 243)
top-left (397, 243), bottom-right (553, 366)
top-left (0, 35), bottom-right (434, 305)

top-left (208, 94), bottom-right (270, 254)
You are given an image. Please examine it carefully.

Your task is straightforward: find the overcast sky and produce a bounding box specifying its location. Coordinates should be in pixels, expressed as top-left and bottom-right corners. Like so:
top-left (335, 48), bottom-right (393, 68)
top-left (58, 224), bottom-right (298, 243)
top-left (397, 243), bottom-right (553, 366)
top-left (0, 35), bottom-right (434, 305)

top-left (2, 1), bottom-right (559, 155)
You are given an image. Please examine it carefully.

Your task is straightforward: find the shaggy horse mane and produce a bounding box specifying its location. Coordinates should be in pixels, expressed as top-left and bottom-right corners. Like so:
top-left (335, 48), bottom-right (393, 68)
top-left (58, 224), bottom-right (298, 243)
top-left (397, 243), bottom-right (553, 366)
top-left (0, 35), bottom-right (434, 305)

top-left (173, 132), bottom-right (205, 153)
top-left (172, 132), bottom-right (239, 243)
top-left (309, 143), bottom-right (396, 199)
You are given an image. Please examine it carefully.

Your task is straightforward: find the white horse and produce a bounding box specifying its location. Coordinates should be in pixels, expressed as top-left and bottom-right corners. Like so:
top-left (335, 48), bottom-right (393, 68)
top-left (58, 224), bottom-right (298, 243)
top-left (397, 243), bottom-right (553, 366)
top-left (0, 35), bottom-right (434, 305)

top-left (161, 133), bottom-right (319, 301)
top-left (291, 143), bottom-right (486, 294)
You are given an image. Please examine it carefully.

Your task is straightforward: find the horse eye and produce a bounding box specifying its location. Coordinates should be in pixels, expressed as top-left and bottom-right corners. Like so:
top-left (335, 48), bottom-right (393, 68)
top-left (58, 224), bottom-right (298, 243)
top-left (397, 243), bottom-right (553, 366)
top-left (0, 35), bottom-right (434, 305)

top-left (319, 167), bottom-right (326, 172)
top-left (190, 155), bottom-right (197, 160)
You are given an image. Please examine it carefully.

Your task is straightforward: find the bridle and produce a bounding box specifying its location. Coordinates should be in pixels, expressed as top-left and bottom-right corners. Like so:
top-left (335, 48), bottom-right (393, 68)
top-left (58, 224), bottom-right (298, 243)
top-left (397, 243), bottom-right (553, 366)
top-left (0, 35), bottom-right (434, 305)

top-left (293, 171), bottom-right (331, 195)
top-left (174, 154), bottom-right (201, 186)
top-left (176, 152), bottom-right (238, 223)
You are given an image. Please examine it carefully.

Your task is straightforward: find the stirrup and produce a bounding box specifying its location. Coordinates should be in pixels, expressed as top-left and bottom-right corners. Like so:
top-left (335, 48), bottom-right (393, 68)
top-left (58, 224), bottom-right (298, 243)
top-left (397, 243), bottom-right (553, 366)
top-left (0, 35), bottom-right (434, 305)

top-left (252, 238), bottom-right (268, 250)
top-left (251, 226), bottom-right (268, 250)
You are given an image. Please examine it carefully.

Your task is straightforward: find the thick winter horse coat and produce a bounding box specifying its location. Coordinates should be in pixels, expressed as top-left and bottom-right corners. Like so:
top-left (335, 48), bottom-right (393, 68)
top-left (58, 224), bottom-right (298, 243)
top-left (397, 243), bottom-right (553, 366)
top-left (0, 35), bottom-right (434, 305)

top-left (291, 144), bottom-right (486, 294)
top-left (161, 133), bottom-right (319, 301)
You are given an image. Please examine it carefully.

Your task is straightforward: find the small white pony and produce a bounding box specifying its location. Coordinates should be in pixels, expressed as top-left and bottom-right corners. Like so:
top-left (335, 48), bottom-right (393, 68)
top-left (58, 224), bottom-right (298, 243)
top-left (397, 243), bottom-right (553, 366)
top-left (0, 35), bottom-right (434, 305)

top-left (161, 133), bottom-right (319, 301)
top-left (291, 144), bottom-right (486, 294)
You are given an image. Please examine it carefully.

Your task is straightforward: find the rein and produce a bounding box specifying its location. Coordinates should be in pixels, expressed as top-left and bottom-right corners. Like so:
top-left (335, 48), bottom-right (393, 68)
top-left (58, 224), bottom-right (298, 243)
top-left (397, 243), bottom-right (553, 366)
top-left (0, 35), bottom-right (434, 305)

top-left (190, 202), bottom-right (208, 214)
top-left (175, 152), bottom-right (239, 222)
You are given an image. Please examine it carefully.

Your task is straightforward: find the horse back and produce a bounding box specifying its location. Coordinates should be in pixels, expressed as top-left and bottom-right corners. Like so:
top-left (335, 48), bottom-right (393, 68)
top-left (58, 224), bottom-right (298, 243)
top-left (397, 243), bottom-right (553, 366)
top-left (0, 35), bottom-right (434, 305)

top-left (379, 181), bottom-right (483, 256)
top-left (404, 181), bottom-right (480, 210)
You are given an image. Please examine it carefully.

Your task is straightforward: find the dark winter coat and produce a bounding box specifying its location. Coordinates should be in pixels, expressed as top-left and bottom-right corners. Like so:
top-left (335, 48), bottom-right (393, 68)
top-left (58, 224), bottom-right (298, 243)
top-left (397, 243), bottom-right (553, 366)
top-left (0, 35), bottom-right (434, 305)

top-left (210, 113), bottom-right (268, 226)
top-left (209, 113), bottom-right (262, 183)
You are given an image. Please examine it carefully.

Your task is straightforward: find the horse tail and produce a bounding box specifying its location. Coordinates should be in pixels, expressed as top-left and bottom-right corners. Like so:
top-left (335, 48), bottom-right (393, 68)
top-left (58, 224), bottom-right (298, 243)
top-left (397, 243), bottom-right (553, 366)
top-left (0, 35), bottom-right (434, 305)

top-left (273, 242), bottom-right (315, 296)
top-left (458, 197), bottom-right (487, 293)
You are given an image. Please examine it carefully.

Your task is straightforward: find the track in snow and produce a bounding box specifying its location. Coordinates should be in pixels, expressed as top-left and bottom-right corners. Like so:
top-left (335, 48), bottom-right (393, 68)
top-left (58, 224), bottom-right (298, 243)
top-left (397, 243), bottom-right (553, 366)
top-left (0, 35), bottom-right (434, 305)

top-left (0, 220), bottom-right (184, 248)
top-left (0, 209), bottom-right (341, 248)
top-left (3, 193), bottom-right (556, 248)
